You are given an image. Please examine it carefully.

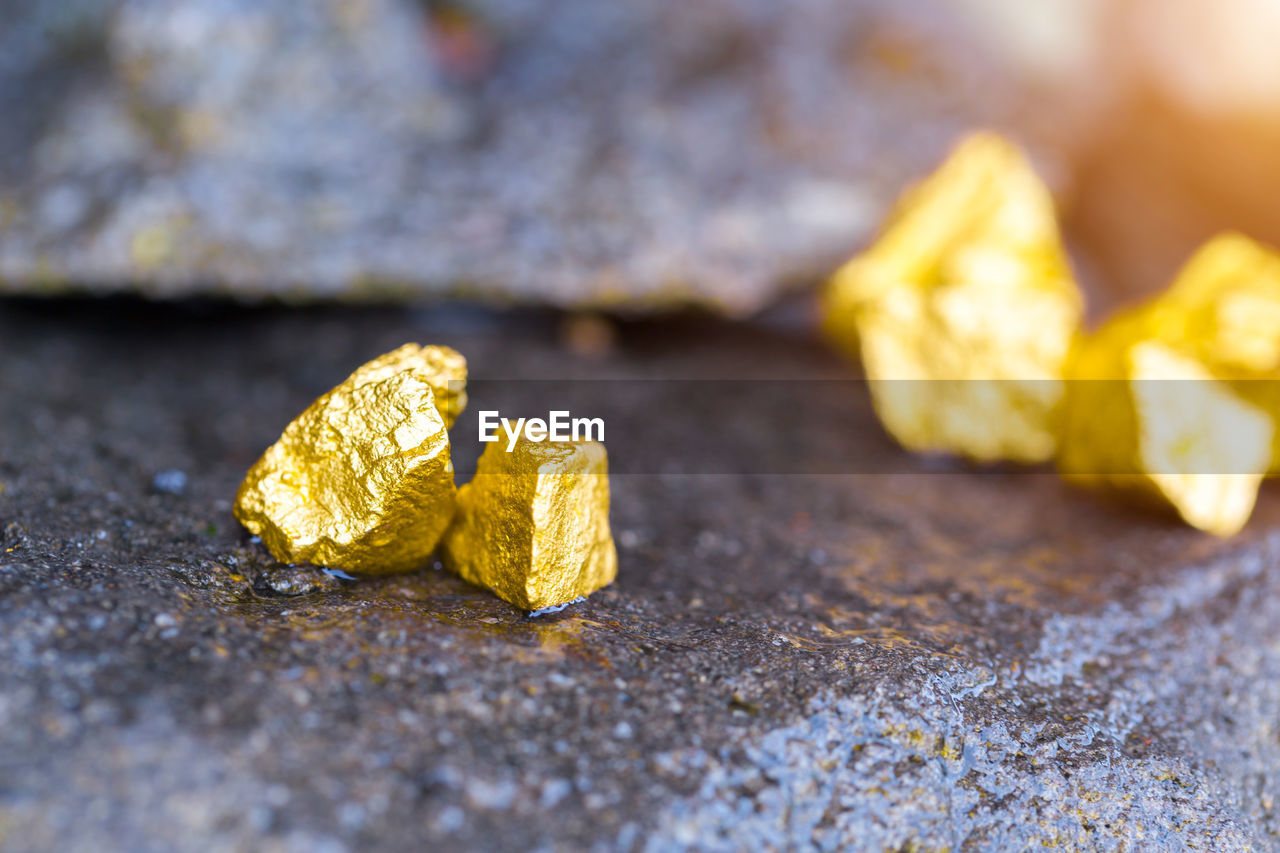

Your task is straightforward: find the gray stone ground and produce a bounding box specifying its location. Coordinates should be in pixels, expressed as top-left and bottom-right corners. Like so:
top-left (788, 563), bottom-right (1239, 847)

top-left (3, 300), bottom-right (1280, 851)
top-left (0, 0), bottom-right (1032, 312)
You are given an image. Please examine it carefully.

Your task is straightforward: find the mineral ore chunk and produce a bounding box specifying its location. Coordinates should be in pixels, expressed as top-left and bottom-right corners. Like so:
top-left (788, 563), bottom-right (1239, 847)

top-left (234, 344), bottom-right (466, 573)
top-left (349, 343), bottom-right (468, 428)
top-left (441, 429), bottom-right (617, 611)
top-left (822, 132), bottom-right (1083, 463)
top-left (1057, 312), bottom-right (1272, 537)
top-left (1140, 233), bottom-right (1280, 471)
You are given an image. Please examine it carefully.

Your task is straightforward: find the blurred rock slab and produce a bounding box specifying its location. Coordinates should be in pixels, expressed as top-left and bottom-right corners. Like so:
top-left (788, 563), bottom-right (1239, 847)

top-left (3, 301), bottom-right (1280, 849)
top-left (0, 0), bottom-right (1034, 313)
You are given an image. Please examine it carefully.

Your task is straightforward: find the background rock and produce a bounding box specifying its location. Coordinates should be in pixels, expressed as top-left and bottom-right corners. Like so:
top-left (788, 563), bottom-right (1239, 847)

top-left (8, 1), bottom-right (1280, 315)
top-left (0, 0), bottom-right (1038, 312)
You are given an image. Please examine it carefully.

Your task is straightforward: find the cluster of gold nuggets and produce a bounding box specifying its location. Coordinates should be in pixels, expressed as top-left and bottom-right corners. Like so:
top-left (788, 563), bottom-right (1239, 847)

top-left (234, 344), bottom-right (617, 610)
top-left (235, 130), bottom-right (1272, 602)
top-left (824, 132), bottom-right (1280, 536)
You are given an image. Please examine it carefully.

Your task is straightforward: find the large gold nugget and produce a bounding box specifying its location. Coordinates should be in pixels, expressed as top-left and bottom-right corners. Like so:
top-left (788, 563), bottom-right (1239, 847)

top-left (234, 344), bottom-right (466, 573)
top-left (441, 432), bottom-right (617, 611)
top-left (351, 343), bottom-right (468, 428)
top-left (1058, 313), bottom-right (1271, 537)
top-left (822, 132), bottom-right (1082, 463)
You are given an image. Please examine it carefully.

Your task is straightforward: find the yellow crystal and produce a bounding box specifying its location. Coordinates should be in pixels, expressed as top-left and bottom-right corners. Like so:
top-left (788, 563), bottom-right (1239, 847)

top-left (1057, 311), bottom-right (1272, 536)
top-left (234, 344), bottom-right (466, 573)
top-left (441, 429), bottom-right (617, 611)
top-left (822, 131), bottom-right (1082, 463)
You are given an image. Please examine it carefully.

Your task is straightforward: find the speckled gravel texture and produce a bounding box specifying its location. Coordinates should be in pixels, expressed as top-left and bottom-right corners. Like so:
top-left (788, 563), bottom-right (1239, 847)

top-left (4, 300), bottom-right (1280, 851)
top-left (0, 0), bottom-right (1036, 313)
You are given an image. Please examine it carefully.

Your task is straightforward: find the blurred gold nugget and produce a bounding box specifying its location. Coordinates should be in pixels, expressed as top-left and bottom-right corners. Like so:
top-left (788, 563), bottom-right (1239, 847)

top-left (1058, 282), bottom-right (1273, 537)
top-left (822, 132), bottom-right (1082, 463)
top-left (1142, 233), bottom-right (1280, 471)
top-left (442, 428), bottom-right (616, 611)
top-left (234, 344), bottom-right (466, 573)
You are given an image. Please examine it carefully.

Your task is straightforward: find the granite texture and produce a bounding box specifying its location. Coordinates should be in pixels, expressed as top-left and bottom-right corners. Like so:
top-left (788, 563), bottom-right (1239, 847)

top-left (0, 0), bottom-right (1030, 312)
top-left (3, 300), bottom-right (1280, 851)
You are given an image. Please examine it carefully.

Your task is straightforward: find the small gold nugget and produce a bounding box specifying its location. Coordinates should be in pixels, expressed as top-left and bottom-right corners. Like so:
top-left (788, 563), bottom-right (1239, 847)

top-left (1139, 233), bottom-right (1280, 472)
top-left (234, 344), bottom-right (466, 573)
top-left (442, 429), bottom-right (617, 611)
top-left (1058, 311), bottom-right (1272, 537)
top-left (822, 132), bottom-right (1082, 462)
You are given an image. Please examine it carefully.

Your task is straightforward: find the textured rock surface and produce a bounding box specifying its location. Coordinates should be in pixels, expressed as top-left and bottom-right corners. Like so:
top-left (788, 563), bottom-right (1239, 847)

top-left (0, 0), bottom-right (1032, 312)
top-left (5, 300), bottom-right (1280, 850)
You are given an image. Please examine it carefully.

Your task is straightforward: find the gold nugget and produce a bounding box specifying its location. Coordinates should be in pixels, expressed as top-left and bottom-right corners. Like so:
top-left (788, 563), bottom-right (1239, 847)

top-left (1057, 311), bottom-right (1272, 536)
top-left (1140, 233), bottom-right (1280, 471)
top-left (822, 132), bottom-right (1082, 462)
top-left (441, 428), bottom-right (617, 611)
top-left (234, 344), bottom-right (466, 573)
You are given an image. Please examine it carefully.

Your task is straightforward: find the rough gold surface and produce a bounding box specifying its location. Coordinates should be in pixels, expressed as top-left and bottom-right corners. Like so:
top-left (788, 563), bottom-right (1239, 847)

top-left (821, 132), bottom-right (1082, 463)
top-left (441, 429), bottom-right (617, 611)
top-left (234, 344), bottom-right (466, 573)
top-left (1057, 311), bottom-right (1272, 537)
top-left (352, 343), bottom-right (468, 428)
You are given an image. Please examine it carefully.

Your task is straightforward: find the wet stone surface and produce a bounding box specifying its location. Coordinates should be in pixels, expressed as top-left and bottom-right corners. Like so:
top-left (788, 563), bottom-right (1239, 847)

top-left (4, 300), bottom-right (1280, 850)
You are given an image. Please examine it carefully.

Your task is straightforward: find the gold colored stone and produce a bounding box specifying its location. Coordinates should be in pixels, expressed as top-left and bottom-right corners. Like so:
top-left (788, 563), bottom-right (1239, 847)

top-left (234, 344), bottom-right (466, 573)
top-left (1140, 233), bottom-right (1280, 471)
top-left (1154, 234), bottom-right (1280, 371)
top-left (1057, 310), bottom-right (1272, 537)
top-left (821, 132), bottom-right (1082, 463)
top-left (441, 429), bottom-right (617, 611)
top-left (350, 343), bottom-right (468, 428)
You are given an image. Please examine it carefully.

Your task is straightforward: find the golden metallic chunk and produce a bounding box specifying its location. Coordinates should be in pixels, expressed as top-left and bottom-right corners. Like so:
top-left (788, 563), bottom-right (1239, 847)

top-left (234, 344), bottom-right (466, 573)
top-left (1057, 312), bottom-right (1272, 537)
top-left (1154, 234), bottom-right (1280, 372)
top-left (441, 429), bottom-right (617, 611)
top-left (822, 132), bottom-right (1082, 462)
top-left (350, 343), bottom-right (468, 428)
top-left (1139, 233), bottom-right (1280, 471)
